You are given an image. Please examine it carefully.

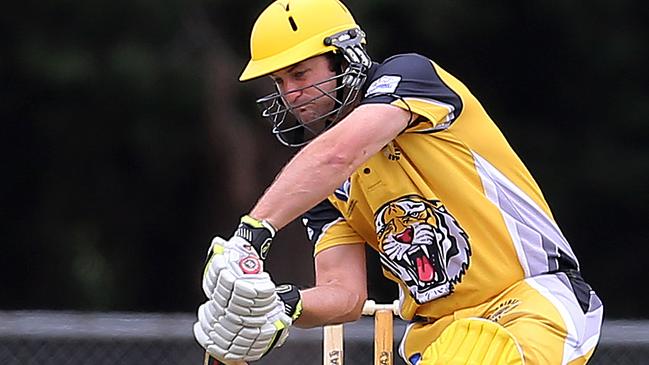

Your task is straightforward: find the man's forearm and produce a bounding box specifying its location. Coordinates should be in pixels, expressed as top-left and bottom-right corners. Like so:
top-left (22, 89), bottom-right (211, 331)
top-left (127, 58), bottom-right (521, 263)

top-left (250, 130), bottom-right (365, 230)
top-left (294, 285), bottom-right (366, 328)
top-left (249, 105), bottom-right (410, 230)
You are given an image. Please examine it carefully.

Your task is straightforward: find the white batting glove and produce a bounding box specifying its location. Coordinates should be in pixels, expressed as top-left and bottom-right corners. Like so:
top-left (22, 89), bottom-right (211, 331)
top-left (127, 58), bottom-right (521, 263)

top-left (194, 284), bottom-right (303, 362)
top-left (202, 216), bottom-right (277, 299)
top-left (202, 236), bottom-right (273, 300)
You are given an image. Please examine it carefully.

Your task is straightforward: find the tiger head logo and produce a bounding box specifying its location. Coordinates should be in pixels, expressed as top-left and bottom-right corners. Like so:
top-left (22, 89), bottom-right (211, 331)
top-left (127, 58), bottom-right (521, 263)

top-left (375, 196), bottom-right (471, 304)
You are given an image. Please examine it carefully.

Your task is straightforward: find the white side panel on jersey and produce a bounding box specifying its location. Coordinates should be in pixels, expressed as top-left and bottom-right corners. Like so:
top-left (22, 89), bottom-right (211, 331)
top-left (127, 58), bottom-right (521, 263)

top-left (471, 152), bottom-right (579, 276)
top-left (526, 275), bottom-right (603, 364)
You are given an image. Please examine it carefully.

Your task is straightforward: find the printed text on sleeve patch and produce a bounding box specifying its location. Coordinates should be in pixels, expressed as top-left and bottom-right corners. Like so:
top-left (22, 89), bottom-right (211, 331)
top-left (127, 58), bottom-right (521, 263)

top-left (365, 75), bottom-right (402, 97)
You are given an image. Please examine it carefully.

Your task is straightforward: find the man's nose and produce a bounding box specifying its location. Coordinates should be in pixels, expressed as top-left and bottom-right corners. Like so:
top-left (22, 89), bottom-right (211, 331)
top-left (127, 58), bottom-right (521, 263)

top-left (283, 82), bottom-right (303, 105)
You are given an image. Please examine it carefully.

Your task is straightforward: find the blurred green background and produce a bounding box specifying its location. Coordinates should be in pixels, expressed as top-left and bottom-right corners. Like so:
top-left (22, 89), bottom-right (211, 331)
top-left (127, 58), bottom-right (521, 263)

top-left (2, 0), bottom-right (647, 317)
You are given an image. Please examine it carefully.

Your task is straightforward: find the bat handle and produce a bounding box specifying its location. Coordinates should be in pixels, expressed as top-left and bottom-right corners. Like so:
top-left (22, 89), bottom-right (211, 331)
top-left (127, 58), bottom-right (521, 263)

top-left (204, 353), bottom-right (217, 365)
top-left (374, 309), bottom-right (394, 365)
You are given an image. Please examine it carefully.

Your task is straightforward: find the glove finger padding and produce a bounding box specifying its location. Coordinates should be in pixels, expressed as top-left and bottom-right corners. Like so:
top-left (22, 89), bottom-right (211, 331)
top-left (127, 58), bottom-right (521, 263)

top-left (202, 236), bottom-right (228, 298)
top-left (211, 322), bottom-right (238, 342)
top-left (198, 300), bottom-right (219, 322)
top-left (221, 314), bottom-right (291, 362)
top-left (233, 277), bottom-right (275, 298)
top-left (255, 315), bottom-right (291, 359)
top-left (207, 254), bottom-right (275, 320)
top-left (214, 274), bottom-right (280, 318)
top-left (252, 284), bottom-right (301, 359)
top-left (225, 308), bottom-right (270, 328)
top-left (226, 297), bottom-right (281, 318)
top-left (194, 282), bottom-right (300, 363)
top-left (202, 236), bottom-right (267, 299)
top-left (193, 321), bottom-right (212, 348)
top-left (194, 320), bottom-right (237, 360)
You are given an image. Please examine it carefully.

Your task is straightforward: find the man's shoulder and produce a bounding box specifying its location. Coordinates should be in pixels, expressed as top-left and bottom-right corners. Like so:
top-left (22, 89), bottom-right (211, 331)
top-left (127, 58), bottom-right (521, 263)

top-left (361, 53), bottom-right (438, 100)
top-left (371, 53), bottom-right (434, 75)
top-left (381, 52), bottom-right (431, 64)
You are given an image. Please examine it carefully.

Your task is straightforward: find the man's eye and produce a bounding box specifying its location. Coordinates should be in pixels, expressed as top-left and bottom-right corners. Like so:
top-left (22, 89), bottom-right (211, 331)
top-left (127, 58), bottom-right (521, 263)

top-left (293, 71), bottom-right (306, 78)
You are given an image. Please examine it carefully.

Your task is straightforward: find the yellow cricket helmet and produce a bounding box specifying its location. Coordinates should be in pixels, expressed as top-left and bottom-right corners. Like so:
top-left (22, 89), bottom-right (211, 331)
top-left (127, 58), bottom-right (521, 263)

top-left (239, 0), bottom-right (361, 81)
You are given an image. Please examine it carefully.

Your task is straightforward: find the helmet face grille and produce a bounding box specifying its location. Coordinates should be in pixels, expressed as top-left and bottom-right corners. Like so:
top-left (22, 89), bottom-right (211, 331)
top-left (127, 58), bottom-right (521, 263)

top-left (257, 62), bottom-right (368, 147)
top-left (257, 67), bottom-right (367, 147)
top-left (255, 27), bottom-right (371, 147)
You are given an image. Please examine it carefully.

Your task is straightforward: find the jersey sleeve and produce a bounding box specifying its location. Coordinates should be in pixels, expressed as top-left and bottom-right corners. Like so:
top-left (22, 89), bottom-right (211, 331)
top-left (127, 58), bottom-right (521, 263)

top-left (301, 199), bottom-right (365, 256)
top-left (359, 53), bottom-right (463, 132)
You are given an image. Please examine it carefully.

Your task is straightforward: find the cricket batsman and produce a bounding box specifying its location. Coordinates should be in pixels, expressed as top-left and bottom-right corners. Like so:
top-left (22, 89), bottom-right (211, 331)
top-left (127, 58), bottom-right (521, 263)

top-left (193, 0), bottom-right (604, 364)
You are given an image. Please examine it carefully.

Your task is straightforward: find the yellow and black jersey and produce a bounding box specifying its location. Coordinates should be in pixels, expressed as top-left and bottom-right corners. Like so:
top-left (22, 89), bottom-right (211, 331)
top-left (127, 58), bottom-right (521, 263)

top-left (301, 53), bottom-right (583, 321)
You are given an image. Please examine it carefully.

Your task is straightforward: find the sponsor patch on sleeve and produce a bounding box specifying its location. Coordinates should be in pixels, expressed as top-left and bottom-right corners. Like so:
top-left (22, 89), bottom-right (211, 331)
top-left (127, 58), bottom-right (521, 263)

top-left (365, 75), bottom-right (401, 97)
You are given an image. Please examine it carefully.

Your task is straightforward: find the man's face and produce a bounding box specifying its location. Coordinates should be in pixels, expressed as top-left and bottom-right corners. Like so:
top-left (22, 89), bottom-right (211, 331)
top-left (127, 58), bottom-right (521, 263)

top-left (270, 55), bottom-right (337, 125)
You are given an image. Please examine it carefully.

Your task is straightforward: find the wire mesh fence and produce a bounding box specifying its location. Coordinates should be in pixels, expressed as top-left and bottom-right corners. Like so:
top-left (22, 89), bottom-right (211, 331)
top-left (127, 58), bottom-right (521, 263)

top-left (1, 311), bottom-right (647, 364)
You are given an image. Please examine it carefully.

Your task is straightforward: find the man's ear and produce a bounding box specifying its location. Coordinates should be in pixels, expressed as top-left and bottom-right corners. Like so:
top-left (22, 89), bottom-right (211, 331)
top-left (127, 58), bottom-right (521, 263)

top-left (326, 51), bottom-right (346, 73)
